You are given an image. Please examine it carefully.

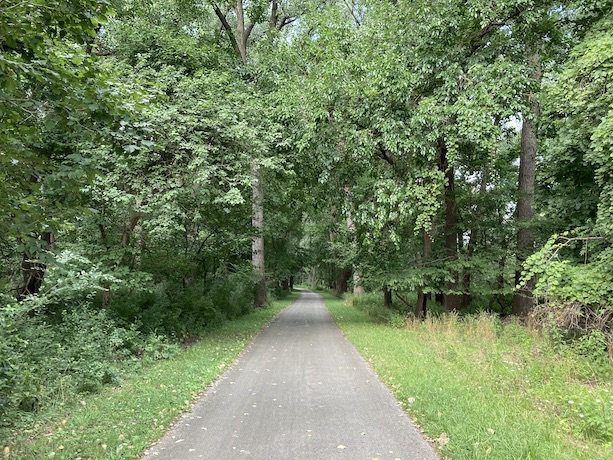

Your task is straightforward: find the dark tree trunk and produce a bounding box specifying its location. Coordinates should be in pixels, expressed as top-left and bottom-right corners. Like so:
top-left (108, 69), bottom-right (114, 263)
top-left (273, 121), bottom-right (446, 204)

top-left (416, 231), bottom-right (432, 318)
top-left (439, 142), bottom-right (462, 312)
top-left (120, 212), bottom-right (142, 268)
top-left (461, 237), bottom-right (474, 310)
top-left (512, 113), bottom-right (537, 316)
top-left (345, 196), bottom-right (364, 297)
top-left (289, 275), bottom-right (294, 291)
top-left (17, 232), bottom-right (54, 300)
top-left (383, 285), bottom-right (392, 307)
top-left (335, 269), bottom-right (350, 296)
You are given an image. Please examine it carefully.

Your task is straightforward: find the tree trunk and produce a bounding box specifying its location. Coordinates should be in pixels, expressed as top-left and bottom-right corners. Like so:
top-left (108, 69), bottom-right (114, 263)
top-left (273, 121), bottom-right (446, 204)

top-left (281, 278), bottom-right (289, 292)
top-left (236, 0), bottom-right (248, 64)
top-left (308, 267), bottom-right (317, 289)
top-left (512, 113), bottom-right (537, 316)
top-left (120, 212), bottom-right (142, 268)
top-left (17, 232), bottom-right (54, 300)
top-left (383, 285), bottom-right (393, 307)
top-left (270, 0), bottom-right (278, 29)
top-left (513, 52), bottom-right (541, 317)
top-left (416, 231), bottom-right (432, 318)
top-left (335, 268), bottom-right (350, 296)
top-left (345, 194), bottom-right (364, 297)
top-left (213, 2), bottom-right (265, 307)
top-left (353, 271), bottom-right (365, 297)
top-left (252, 161), bottom-right (267, 307)
top-left (439, 143), bottom-right (462, 312)
top-left (461, 234), bottom-right (475, 310)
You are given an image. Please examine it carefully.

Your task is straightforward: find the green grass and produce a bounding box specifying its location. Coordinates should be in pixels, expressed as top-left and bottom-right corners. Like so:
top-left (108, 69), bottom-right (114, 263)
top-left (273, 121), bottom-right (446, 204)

top-left (323, 292), bottom-right (613, 460)
top-left (2, 293), bottom-right (298, 460)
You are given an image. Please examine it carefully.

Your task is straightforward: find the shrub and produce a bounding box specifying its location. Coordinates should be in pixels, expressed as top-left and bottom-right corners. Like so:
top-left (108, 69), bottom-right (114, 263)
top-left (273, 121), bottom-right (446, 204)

top-left (352, 292), bottom-right (409, 326)
top-left (0, 298), bottom-right (177, 426)
top-left (523, 235), bottom-right (613, 359)
top-left (209, 267), bottom-right (255, 319)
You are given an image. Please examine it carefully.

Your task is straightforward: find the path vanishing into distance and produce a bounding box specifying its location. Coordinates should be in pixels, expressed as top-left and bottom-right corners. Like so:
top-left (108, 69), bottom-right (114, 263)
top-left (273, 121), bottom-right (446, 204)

top-left (141, 291), bottom-right (439, 460)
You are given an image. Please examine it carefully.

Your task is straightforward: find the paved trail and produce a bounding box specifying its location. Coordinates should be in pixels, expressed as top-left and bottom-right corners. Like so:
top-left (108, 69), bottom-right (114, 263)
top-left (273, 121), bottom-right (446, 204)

top-left (142, 291), bottom-right (438, 460)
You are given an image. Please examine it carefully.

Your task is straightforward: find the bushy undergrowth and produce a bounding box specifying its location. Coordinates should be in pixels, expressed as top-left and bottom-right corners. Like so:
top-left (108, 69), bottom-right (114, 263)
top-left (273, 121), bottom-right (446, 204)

top-left (0, 299), bottom-right (178, 427)
top-left (108, 268), bottom-right (257, 338)
top-left (352, 292), bottom-right (410, 326)
top-left (0, 254), bottom-right (260, 429)
top-left (3, 293), bottom-right (298, 460)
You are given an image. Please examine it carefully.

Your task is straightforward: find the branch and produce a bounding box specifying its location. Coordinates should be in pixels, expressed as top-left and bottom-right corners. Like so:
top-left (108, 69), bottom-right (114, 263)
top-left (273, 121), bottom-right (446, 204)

top-left (212, 3), bottom-right (240, 57)
top-left (245, 21), bottom-right (256, 42)
top-left (196, 232), bottom-right (215, 255)
top-left (395, 292), bottom-right (413, 309)
top-left (343, 0), bottom-right (361, 27)
top-left (278, 16), bottom-right (298, 30)
top-left (548, 236), bottom-right (611, 263)
top-left (375, 145), bottom-right (395, 167)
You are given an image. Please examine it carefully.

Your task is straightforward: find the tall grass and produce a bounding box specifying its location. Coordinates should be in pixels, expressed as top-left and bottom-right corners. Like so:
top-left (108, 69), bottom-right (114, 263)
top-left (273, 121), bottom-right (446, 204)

top-left (326, 292), bottom-right (613, 460)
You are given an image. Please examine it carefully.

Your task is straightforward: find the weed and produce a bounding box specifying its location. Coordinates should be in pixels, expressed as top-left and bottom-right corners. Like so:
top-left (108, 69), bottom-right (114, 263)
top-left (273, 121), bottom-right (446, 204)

top-left (2, 293), bottom-right (299, 459)
top-left (324, 292), bottom-right (613, 460)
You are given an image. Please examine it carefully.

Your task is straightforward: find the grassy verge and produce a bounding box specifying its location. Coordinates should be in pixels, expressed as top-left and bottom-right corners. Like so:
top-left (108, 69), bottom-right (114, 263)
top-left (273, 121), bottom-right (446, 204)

top-left (2, 292), bottom-right (298, 460)
top-left (323, 292), bottom-right (613, 460)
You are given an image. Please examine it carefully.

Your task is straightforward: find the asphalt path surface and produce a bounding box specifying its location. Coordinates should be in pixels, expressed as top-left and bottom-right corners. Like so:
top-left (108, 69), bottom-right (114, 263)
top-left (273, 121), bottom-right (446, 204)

top-left (141, 290), bottom-right (439, 460)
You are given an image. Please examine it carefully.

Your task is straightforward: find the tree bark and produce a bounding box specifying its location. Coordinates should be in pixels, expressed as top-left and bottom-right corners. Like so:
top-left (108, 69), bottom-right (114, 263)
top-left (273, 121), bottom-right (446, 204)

top-left (236, 0), bottom-right (248, 64)
top-left (416, 231), bottom-right (432, 318)
top-left (352, 270), bottom-right (364, 296)
top-left (512, 113), bottom-right (537, 316)
top-left (252, 161), bottom-right (267, 307)
top-left (212, 2), bottom-right (266, 307)
top-left (513, 52), bottom-right (541, 317)
top-left (17, 232), bottom-right (54, 300)
top-left (270, 0), bottom-right (278, 29)
top-left (335, 269), bottom-right (350, 296)
top-left (439, 142), bottom-right (462, 312)
top-left (383, 285), bottom-right (392, 307)
top-left (308, 267), bottom-right (317, 289)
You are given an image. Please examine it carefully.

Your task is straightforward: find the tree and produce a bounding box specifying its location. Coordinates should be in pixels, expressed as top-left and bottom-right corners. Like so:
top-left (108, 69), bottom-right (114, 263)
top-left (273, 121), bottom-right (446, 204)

top-left (0, 0), bottom-right (132, 297)
top-left (208, 1), bottom-right (308, 306)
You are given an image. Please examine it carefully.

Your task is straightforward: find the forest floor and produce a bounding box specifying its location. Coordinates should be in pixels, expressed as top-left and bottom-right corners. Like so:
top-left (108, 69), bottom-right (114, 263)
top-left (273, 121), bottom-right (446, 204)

top-left (141, 289), bottom-right (438, 460)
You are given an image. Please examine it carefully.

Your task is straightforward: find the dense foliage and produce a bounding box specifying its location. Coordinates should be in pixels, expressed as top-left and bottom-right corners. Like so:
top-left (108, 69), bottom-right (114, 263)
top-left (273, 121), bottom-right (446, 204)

top-left (1, 0), bottom-right (612, 433)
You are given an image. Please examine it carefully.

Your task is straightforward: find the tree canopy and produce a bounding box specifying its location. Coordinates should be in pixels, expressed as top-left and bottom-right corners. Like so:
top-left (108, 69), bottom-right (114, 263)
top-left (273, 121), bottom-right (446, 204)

top-left (1, 0), bottom-right (612, 424)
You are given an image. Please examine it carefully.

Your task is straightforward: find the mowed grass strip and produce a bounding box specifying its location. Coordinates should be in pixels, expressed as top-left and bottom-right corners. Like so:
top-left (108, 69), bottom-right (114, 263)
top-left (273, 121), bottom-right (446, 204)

top-left (4, 293), bottom-right (299, 460)
top-left (324, 293), bottom-right (613, 460)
